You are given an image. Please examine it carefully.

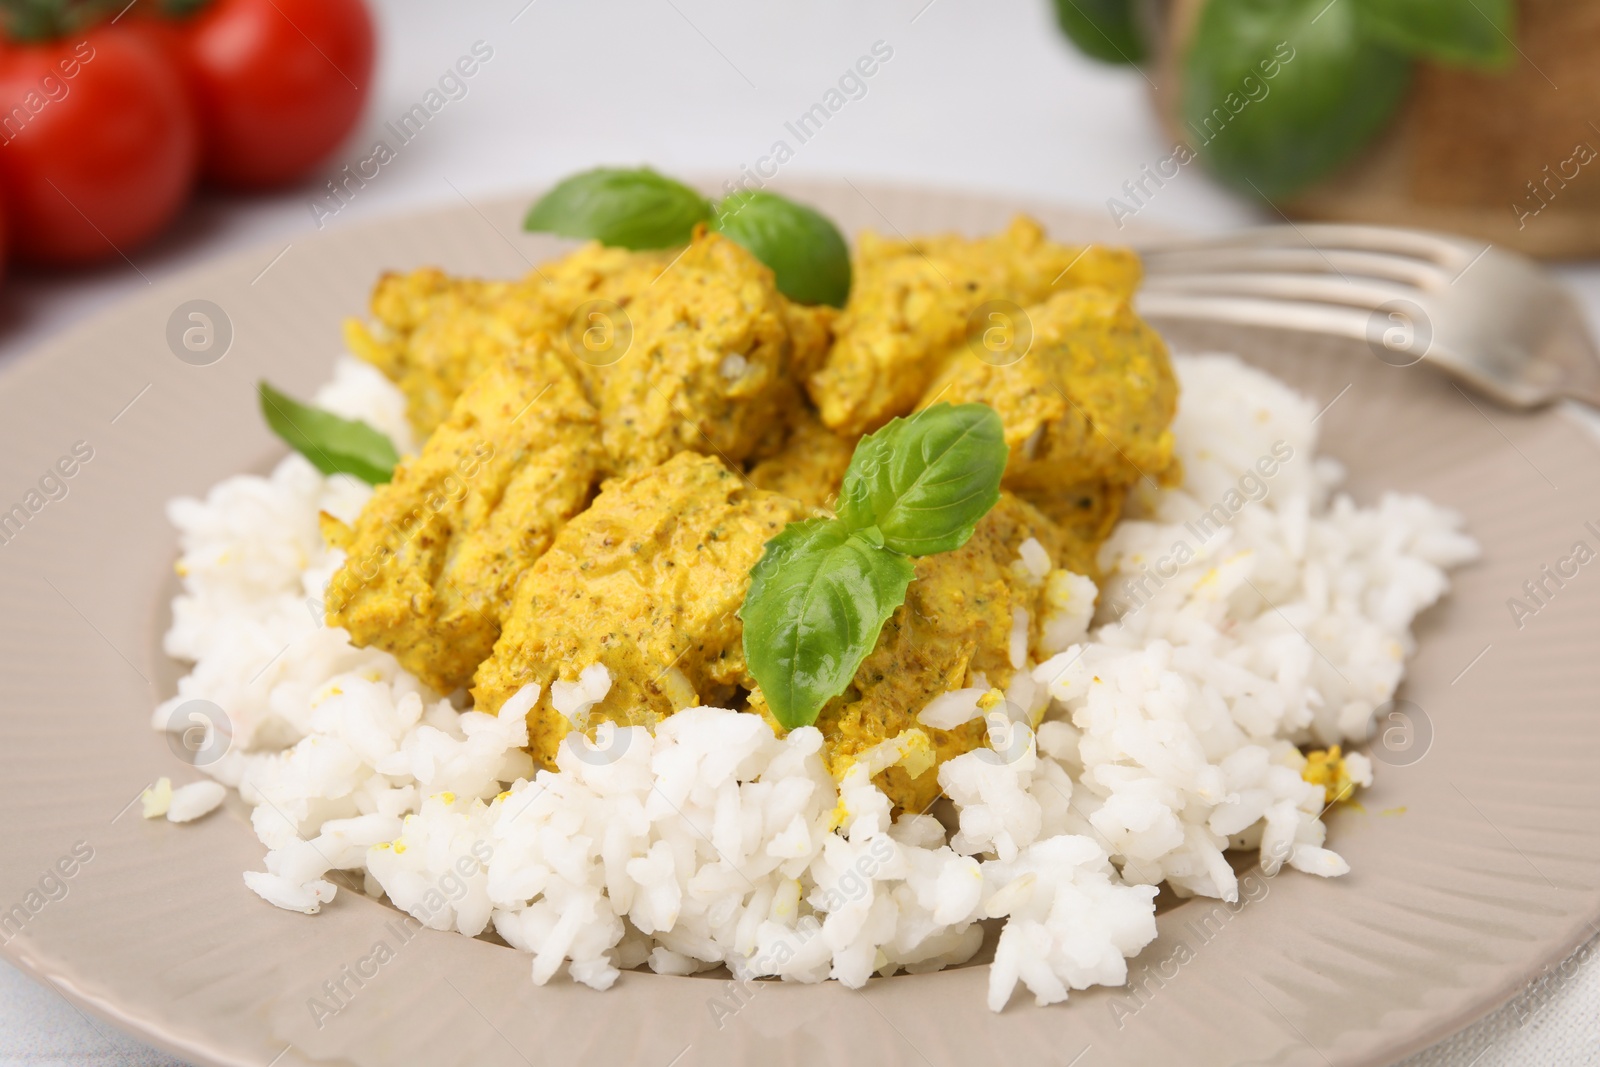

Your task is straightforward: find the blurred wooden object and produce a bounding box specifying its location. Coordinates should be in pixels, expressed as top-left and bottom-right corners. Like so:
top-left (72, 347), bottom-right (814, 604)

top-left (1150, 0), bottom-right (1600, 259)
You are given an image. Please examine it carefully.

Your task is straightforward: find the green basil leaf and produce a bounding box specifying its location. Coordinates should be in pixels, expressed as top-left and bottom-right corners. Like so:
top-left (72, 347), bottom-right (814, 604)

top-left (258, 381), bottom-right (399, 486)
top-left (1183, 0), bottom-right (1411, 200)
top-left (1051, 0), bottom-right (1147, 64)
top-left (1353, 0), bottom-right (1513, 68)
top-left (740, 404), bottom-right (1008, 729)
top-left (740, 518), bottom-right (917, 730)
top-left (523, 167), bottom-right (713, 250)
top-left (836, 403), bottom-right (1008, 557)
top-left (711, 190), bottom-right (852, 307)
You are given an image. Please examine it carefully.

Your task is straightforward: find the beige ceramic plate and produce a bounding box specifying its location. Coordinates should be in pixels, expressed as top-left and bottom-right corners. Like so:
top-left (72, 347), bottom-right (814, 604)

top-left (1, 182), bottom-right (1597, 1067)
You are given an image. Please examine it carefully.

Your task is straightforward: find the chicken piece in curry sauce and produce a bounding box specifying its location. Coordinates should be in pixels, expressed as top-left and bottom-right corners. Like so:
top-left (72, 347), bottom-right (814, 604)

top-left (581, 230), bottom-right (818, 475)
top-left (347, 235), bottom-right (836, 458)
top-left (324, 212), bottom-right (1176, 813)
top-left (807, 216), bottom-right (1142, 436)
top-left (754, 492), bottom-right (1078, 812)
top-left (469, 451), bottom-right (1072, 812)
top-left (323, 346), bottom-right (602, 693)
top-left (746, 406), bottom-right (858, 510)
top-left (472, 452), bottom-right (805, 766)
top-left (916, 286), bottom-right (1181, 577)
top-left (346, 243), bottom-right (673, 440)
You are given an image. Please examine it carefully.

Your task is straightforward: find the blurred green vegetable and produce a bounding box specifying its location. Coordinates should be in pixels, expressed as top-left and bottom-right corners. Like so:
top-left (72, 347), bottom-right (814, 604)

top-left (1182, 0), bottom-right (1411, 201)
top-left (1352, 0), bottom-right (1514, 69)
top-left (1050, 0), bottom-right (1146, 64)
top-left (1047, 0), bottom-right (1520, 201)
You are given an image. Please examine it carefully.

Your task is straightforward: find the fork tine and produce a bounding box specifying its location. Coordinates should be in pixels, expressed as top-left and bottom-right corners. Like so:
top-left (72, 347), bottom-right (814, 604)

top-left (1140, 272), bottom-right (1415, 313)
top-left (1134, 225), bottom-right (1480, 271)
top-left (1293, 224), bottom-right (1482, 269)
top-left (1134, 293), bottom-right (1377, 341)
top-left (1140, 248), bottom-right (1448, 288)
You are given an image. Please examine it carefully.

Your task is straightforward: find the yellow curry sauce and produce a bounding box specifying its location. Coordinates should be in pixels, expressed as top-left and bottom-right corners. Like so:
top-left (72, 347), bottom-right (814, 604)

top-left (472, 451), bottom-right (804, 766)
top-left (323, 345), bottom-right (602, 693)
top-left (807, 216), bottom-right (1143, 436)
top-left (329, 215), bottom-right (1179, 810)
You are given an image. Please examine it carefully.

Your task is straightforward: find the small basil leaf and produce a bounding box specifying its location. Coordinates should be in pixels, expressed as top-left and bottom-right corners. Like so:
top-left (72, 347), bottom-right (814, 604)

top-left (836, 403), bottom-right (1008, 557)
top-left (258, 381), bottom-right (399, 485)
top-left (1051, 0), bottom-right (1147, 64)
top-left (712, 190), bottom-right (852, 307)
top-left (523, 167), bottom-right (713, 250)
top-left (740, 518), bottom-right (917, 730)
top-left (1183, 0), bottom-right (1411, 200)
top-left (1352, 0), bottom-right (1512, 68)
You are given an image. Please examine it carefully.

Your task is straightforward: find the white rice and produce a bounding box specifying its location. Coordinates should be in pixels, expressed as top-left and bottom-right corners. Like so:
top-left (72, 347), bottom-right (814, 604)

top-left (139, 776), bottom-right (226, 823)
top-left (165, 780), bottom-right (227, 823)
top-left (153, 353), bottom-right (1476, 1011)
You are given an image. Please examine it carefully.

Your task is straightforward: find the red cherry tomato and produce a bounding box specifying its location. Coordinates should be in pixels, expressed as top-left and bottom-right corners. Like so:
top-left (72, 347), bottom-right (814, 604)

top-left (175, 0), bottom-right (374, 190)
top-left (0, 26), bottom-right (198, 266)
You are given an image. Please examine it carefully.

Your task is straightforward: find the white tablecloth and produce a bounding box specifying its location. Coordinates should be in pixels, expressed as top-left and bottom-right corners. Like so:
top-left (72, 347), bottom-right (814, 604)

top-left (2, 1), bottom-right (1596, 1062)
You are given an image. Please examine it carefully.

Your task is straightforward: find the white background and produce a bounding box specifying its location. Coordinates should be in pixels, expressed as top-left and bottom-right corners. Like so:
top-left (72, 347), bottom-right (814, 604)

top-left (1, 0), bottom-right (1596, 1063)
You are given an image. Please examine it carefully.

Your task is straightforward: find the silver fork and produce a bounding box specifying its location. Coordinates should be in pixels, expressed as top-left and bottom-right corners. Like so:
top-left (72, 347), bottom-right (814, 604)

top-left (1130, 224), bottom-right (1600, 409)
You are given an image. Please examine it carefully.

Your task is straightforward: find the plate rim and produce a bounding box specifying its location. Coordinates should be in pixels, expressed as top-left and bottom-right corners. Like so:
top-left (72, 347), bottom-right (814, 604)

top-left (1, 178), bottom-right (1597, 1067)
